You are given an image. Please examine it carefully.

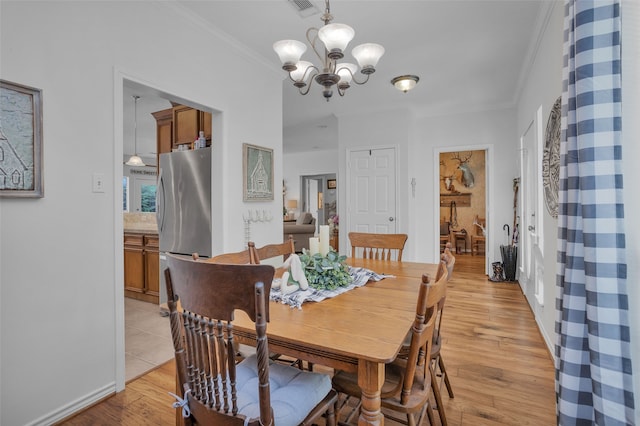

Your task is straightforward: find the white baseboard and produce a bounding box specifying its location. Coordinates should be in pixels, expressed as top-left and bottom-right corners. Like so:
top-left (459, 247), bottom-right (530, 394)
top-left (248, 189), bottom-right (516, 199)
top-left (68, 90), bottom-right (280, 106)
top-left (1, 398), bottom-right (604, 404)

top-left (26, 382), bottom-right (116, 426)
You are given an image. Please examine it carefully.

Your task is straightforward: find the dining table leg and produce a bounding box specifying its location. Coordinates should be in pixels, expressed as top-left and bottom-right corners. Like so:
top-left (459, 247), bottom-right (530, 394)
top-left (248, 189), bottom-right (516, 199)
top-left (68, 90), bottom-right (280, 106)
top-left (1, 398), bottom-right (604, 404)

top-left (358, 359), bottom-right (385, 425)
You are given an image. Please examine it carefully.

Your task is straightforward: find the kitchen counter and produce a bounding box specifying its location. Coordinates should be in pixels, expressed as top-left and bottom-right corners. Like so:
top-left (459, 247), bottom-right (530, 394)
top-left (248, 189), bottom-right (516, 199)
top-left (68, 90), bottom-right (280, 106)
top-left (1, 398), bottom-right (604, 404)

top-left (123, 212), bottom-right (158, 234)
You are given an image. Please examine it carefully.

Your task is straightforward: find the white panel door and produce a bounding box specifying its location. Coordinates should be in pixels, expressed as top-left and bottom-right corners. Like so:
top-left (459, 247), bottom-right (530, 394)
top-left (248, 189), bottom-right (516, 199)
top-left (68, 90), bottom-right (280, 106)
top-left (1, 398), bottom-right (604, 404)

top-left (519, 114), bottom-right (544, 307)
top-left (348, 148), bottom-right (397, 234)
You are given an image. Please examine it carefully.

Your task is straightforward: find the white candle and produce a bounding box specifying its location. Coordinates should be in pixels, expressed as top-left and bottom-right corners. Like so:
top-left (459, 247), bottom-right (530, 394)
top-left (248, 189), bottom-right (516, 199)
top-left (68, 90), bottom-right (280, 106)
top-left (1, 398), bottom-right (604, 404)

top-left (319, 225), bottom-right (330, 256)
top-left (309, 237), bottom-right (320, 255)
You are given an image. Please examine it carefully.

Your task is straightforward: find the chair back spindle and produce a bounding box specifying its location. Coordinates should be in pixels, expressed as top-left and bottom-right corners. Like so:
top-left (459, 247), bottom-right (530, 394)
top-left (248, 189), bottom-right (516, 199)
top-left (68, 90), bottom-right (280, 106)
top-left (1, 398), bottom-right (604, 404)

top-left (348, 232), bottom-right (408, 261)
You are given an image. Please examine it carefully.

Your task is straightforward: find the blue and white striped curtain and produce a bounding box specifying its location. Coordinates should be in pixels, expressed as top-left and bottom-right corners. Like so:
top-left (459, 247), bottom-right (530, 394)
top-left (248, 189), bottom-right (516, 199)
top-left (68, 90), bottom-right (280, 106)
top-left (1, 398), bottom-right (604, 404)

top-left (555, 0), bottom-right (635, 424)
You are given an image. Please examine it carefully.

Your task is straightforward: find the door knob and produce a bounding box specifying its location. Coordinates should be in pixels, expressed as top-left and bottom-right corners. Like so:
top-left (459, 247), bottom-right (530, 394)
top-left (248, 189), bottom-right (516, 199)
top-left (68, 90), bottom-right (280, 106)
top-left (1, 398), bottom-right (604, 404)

top-left (389, 217), bottom-right (395, 222)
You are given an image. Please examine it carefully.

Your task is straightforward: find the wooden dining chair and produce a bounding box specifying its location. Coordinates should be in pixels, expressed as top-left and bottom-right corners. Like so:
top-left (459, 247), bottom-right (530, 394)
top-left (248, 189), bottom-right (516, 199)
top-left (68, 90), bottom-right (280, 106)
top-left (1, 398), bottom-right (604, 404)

top-left (164, 254), bottom-right (338, 426)
top-left (348, 232), bottom-right (408, 261)
top-left (439, 221), bottom-right (451, 253)
top-left (249, 236), bottom-right (311, 370)
top-left (394, 259), bottom-right (453, 426)
top-left (199, 243), bottom-right (254, 264)
top-left (471, 216), bottom-right (486, 256)
top-left (249, 235), bottom-right (295, 265)
top-left (428, 262), bottom-right (455, 426)
top-left (331, 264), bottom-right (448, 426)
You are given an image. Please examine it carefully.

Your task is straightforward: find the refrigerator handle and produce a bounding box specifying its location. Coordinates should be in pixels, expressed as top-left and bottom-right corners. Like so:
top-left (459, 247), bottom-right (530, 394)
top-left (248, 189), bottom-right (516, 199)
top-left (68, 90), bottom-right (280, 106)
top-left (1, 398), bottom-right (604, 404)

top-left (156, 168), bottom-right (165, 234)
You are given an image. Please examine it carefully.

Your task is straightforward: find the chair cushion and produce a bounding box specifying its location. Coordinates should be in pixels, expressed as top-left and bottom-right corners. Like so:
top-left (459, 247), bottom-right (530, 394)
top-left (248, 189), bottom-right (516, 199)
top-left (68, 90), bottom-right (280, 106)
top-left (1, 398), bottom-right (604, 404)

top-left (230, 354), bottom-right (332, 425)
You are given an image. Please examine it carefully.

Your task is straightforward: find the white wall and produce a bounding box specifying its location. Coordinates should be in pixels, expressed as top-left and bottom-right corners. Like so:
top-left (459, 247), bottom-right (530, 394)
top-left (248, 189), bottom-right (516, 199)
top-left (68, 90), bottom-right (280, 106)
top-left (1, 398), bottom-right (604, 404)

top-left (337, 109), bottom-right (412, 258)
top-left (515, 1), bottom-right (563, 351)
top-left (303, 106), bottom-right (517, 266)
top-left (413, 108), bottom-right (519, 266)
top-left (516, 2), bottom-right (640, 421)
top-left (0, 2), bottom-right (282, 425)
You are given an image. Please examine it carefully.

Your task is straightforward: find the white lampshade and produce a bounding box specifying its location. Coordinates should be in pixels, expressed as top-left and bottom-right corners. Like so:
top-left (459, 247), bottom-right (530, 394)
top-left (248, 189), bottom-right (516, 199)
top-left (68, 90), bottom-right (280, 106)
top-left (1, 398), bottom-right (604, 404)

top-left (336, 63), bottom-right (357, 84)
top-left (273, 40), bottom-right (307, 66)
top-left (290, 61), bottom-right (313, 82)
top-left (351, 43), bottom-right (385, 70)
top-left (318, 23), bottom-right (355, 52)
top-left (391, 75), bottom-right (420, 93)
top-left (125, 154), bottom-right (146, 167)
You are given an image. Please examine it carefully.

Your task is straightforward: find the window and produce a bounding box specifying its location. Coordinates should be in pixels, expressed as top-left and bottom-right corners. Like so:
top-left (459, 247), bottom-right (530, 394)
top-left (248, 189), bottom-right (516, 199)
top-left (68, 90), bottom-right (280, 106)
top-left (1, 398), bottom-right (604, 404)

top-left (140, 183), bottom-right (156, 212)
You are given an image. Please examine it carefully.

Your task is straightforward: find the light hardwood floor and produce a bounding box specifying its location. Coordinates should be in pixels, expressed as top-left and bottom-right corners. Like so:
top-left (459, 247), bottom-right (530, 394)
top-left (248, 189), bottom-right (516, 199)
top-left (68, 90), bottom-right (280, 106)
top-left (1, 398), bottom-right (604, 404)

top-left (59, 254), bottom-right (556, 425)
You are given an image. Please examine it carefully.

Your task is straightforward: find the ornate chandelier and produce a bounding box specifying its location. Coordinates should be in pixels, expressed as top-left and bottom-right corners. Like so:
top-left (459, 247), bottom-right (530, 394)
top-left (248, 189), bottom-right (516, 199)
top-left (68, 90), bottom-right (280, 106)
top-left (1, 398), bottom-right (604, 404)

top-left (273, 0), bottom-right (384, 101)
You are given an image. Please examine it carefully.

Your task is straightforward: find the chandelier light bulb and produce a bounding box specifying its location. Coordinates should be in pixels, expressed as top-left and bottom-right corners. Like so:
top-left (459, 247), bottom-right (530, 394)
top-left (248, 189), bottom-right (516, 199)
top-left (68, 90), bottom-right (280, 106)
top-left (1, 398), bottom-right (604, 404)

top-left (336, 63), bottom-right (357, 85)
top-left (273, 40), bottom-right (307, 70)
top-left (290, 61), bottom-right (314, 84)
top-left (351, 43), bottom-right (385, 74)
top-left (318, 23), bottom-right (355, 58)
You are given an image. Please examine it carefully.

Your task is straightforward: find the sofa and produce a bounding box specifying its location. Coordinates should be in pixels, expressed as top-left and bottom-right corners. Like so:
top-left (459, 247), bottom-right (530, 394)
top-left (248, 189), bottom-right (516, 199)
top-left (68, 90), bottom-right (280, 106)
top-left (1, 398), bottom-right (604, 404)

top-left (283, 212), bottom-right (317, 252)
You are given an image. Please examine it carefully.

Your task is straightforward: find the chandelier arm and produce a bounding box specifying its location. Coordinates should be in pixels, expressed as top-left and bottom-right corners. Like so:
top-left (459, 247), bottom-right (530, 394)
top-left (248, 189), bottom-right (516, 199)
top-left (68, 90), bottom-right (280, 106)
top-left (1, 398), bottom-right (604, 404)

top-left (288, 64), bottom-right (320, 87)
top-left (349, 72), bottom-right (371, 86)
top-left (306, 28), bottom-right (328, 68)
top-left (297, 68), bottom-right (321, 95)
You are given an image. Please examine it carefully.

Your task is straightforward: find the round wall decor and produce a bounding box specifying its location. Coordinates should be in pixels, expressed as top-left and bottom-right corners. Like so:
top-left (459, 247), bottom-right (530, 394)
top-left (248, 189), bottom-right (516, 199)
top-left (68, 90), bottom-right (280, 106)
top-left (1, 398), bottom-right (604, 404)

top-left (542, 96), bottom-right (561, 218)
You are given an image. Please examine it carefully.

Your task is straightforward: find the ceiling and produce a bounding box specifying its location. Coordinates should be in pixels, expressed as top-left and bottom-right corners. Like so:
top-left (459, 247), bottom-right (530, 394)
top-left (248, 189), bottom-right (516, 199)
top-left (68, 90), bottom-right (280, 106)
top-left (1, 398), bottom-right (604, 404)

top-left (132, 0), bottom-right (553, 154)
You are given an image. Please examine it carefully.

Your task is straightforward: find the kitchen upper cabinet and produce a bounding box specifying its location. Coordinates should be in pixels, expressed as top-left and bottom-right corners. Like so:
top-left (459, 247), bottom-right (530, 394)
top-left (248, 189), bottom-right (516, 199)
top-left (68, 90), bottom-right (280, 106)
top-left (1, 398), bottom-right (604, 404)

top-left (151, 108), bottom-right (173, 165)
top-left (153, 105), bottom-right (212, 155)
top-left (124, 232), bottom-right (159, 304)
top-left (173, 105), bottom-right (200, 146)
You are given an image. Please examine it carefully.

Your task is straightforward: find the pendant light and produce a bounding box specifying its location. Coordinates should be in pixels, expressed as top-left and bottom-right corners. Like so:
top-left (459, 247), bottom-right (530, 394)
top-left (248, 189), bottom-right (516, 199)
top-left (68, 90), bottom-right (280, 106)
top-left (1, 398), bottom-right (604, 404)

top-left (125, 95), bottom-right (145, 167)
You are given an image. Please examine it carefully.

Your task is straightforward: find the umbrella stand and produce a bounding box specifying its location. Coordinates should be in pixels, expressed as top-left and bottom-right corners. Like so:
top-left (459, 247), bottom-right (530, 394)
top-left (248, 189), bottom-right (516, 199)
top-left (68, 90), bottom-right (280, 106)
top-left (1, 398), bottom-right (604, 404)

top-left (500, 244), bottom-right (518, 281)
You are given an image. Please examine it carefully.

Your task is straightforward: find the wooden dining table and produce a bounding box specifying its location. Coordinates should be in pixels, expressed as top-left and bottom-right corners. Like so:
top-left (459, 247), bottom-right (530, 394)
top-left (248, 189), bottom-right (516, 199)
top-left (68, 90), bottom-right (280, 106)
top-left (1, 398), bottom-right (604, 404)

top-left (232, 258), bottom-right (439, 426)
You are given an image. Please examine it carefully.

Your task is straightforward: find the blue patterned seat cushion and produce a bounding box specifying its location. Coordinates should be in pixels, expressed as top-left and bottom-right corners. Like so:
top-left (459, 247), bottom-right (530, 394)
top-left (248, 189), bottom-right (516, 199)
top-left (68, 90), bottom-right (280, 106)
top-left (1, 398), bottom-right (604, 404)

top-left (220, 354), bottom-right (332, 425)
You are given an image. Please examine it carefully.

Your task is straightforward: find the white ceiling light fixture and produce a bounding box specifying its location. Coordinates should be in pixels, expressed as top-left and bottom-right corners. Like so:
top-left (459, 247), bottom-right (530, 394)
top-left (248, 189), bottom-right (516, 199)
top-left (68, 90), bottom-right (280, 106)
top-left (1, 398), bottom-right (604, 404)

top-left (125, 95), bottom-right (145, 167)
top-left (391, 75), bottom-right (419, 93)
top-left (273, 0), bottom-right (384, 101)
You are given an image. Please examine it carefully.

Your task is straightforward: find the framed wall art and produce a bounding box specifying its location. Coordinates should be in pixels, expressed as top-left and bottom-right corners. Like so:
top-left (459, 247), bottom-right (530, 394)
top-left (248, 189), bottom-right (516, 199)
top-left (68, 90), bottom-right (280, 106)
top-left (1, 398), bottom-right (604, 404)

top-left (327, 178), bottom-right (337, 189)
top-left (542, 96), bottom-right (561, 218)
top-left (243, 143), bottom-right (274, 201)
top-left (0, 80), bottom-right (43, 197)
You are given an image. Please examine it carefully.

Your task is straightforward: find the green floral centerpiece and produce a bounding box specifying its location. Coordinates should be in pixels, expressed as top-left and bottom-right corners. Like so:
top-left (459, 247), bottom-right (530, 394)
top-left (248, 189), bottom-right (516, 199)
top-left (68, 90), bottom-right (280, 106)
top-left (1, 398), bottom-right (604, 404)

top-left (299, 248), bottom-right (352, 290)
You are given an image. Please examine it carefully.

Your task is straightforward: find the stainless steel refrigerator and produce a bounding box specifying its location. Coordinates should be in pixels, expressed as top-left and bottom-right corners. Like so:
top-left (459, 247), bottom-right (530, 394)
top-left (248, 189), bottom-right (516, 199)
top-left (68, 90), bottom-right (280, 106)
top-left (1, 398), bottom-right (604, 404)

top-left (156, 147), bottom-right (212, 305)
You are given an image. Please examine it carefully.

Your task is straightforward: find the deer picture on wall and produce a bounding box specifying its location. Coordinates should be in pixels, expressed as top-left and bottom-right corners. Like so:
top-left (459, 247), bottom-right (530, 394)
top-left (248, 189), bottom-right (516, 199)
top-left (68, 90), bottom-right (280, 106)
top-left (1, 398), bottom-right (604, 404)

top-left (452, 151), bottom-right (475, 188)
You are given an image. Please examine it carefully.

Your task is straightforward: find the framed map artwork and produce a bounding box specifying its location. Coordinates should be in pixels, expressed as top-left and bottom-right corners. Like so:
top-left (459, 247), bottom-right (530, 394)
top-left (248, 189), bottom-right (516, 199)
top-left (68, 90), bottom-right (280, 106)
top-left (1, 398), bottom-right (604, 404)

top-left (243, 143), bottom-right (274, 201)
top-left (0, 80), bottom-right (43, 197)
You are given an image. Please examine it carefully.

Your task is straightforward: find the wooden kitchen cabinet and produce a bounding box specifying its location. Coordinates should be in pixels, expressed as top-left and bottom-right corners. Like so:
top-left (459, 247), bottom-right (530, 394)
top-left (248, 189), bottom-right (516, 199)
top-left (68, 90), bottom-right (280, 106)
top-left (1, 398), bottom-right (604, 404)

top-left (153, 105), bottom-right (212, 155)
top-left (143, 235), bottom-right (159, 298)
top-left (151, 108), bottom-right (173, 164)
top-left (124, 232), bottom-right (159, 304)
top-left (173, 105), bottom-right (212, 147)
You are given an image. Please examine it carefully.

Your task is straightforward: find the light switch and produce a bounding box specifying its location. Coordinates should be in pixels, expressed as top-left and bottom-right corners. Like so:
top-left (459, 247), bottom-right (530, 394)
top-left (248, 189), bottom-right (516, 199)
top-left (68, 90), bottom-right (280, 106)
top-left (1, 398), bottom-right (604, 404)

top-left (92, 173), bottom-right (105, 193)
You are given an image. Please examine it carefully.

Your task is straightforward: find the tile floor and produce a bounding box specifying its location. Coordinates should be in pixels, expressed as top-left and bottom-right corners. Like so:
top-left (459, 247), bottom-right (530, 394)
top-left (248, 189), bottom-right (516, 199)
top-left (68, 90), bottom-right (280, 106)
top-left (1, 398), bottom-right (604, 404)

top-left (125, 297), bottom-right (174, 382)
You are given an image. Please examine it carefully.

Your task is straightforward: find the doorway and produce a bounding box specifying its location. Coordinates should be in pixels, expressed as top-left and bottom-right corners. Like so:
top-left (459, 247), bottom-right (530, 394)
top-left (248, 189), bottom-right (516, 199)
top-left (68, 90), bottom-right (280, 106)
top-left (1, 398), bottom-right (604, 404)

top-left (300, 173), bottom-right (337, 233)
top-left (436, 147), bottom-right (489, 273)
top-left (116, 76), bottom-right (219, 390)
